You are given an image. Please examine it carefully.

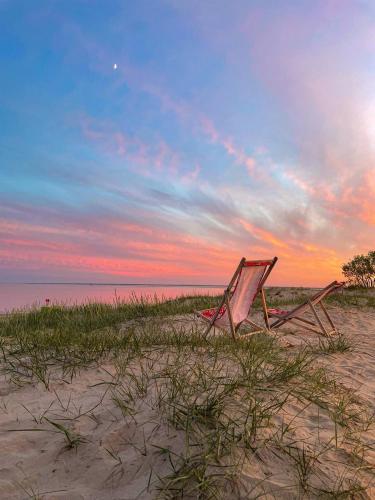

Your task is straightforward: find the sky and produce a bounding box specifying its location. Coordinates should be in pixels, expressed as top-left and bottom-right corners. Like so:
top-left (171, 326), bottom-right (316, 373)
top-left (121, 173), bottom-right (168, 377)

top-left (0, 0), bottom-right (374, 286)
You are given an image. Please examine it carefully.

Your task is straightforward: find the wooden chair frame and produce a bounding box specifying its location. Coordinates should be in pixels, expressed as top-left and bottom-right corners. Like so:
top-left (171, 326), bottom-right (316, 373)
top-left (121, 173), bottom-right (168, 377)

top-left (196, 257), bottom-right (278, 340)
top-left (269, 281), bottom-right (345, 337)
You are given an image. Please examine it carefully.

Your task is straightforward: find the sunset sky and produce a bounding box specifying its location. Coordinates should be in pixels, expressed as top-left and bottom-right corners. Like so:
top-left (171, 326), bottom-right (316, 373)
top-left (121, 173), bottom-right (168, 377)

top-left (1, 1), bottom-right (374, 286)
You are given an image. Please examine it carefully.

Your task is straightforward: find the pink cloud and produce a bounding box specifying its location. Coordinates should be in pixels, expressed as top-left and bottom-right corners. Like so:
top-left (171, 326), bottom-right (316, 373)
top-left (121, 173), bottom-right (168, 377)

top-left (79, 114), bottom-right (181, 177)
top-left (181, 163), bottom-right (201, 183)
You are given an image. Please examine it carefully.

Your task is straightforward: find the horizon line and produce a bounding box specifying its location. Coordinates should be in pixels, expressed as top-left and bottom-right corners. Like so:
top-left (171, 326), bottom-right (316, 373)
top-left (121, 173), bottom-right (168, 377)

top-left (0, 282), bottom-right (226, 287)
top-left (0, 282), bottom-right (315, 288)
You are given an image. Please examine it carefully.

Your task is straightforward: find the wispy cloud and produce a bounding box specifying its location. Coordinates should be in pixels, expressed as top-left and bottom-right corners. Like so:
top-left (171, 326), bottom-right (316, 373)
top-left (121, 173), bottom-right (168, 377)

top-left (1, 1), bottom-right (374, 285)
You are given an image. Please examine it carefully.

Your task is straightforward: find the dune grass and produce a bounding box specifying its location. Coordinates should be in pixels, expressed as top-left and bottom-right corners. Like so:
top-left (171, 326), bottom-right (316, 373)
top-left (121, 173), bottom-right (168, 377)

top-left (0, 285), bottom-right (372, 342)
top-left (0, 293), bottom-right (220, 337)
top-left (0, 292), bottom-right (374, 497)
top-left (0, 294), bottom-right (220, 388)
top-left (268, 286), bottom-right (375, 309)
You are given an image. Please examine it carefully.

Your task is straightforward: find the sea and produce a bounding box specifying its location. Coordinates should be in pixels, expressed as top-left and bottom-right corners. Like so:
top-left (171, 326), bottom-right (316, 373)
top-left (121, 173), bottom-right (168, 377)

top-left (0, 283), bottom-right (224, 313)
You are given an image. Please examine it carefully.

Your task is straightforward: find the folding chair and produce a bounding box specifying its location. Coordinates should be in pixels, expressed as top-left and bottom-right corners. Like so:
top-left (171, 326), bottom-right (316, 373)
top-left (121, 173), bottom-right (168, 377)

top-left (268, 281), bottom-right (345, 336)
top-left (196, 257), bottom-right (278, 340)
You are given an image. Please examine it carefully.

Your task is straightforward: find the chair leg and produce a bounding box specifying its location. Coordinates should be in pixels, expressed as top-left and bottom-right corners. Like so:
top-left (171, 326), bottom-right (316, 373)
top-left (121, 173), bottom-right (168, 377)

top-left (241, 318), bottom-right (267, 337)
top-left (261, 287), bottom-right (271, 331)
top-left (289, 318), bottom-right (327, 335)
top-left (245, 318), bottom-right (263, 329)
top-left (204, 322), bottom-right (213, 338)
top-left (319, 301), bottom-right (337, 333)
top-left (225, 295), bottom-right (237, 341)
top-left (293, 316), bottom-right (320, 327)
top-left (308, 301), bottom-right (329, 336)
top-left (269, 317), bottom-right (285, 329)
top-left (238, 329), bottom-right (264, 338)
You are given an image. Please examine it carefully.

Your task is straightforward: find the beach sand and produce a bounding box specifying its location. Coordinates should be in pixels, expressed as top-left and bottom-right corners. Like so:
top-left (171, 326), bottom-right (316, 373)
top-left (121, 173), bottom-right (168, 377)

top-left (1, 292), bottom-right (375, 498)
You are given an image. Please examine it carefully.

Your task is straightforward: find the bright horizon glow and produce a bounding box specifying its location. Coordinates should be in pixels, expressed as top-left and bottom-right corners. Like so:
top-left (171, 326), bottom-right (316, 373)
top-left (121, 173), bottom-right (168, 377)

top-left (1, 1), bottom-right (374, 287)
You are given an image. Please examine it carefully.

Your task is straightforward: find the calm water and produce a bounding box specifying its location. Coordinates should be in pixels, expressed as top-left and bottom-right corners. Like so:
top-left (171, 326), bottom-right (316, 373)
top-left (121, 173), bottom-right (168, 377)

top-left (0, 284), bottom-right (223, 313)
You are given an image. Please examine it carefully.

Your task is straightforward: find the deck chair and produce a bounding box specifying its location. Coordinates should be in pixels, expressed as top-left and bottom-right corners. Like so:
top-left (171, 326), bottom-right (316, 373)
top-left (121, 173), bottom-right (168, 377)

top-left (268, 281), bottom-right (345, 336)
top-left (196, 257), bottom-right (278, 340)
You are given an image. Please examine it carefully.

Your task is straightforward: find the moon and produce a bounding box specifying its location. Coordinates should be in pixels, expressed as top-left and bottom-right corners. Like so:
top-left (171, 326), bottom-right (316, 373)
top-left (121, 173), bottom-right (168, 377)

top-left (113, 63), bottom-right (118, 70)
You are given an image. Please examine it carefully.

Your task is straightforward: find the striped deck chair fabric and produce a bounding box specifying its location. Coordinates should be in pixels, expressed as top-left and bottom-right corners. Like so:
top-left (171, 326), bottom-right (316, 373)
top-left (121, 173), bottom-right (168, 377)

top-left (268, 280), bottom-right (345, 336)
top-left (197, 257), bottom-right (278, 340)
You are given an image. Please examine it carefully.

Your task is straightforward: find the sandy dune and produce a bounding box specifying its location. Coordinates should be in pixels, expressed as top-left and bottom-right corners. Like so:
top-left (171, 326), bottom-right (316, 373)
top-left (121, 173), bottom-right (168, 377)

top-left (1, 300), bottom-right (375, 499)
